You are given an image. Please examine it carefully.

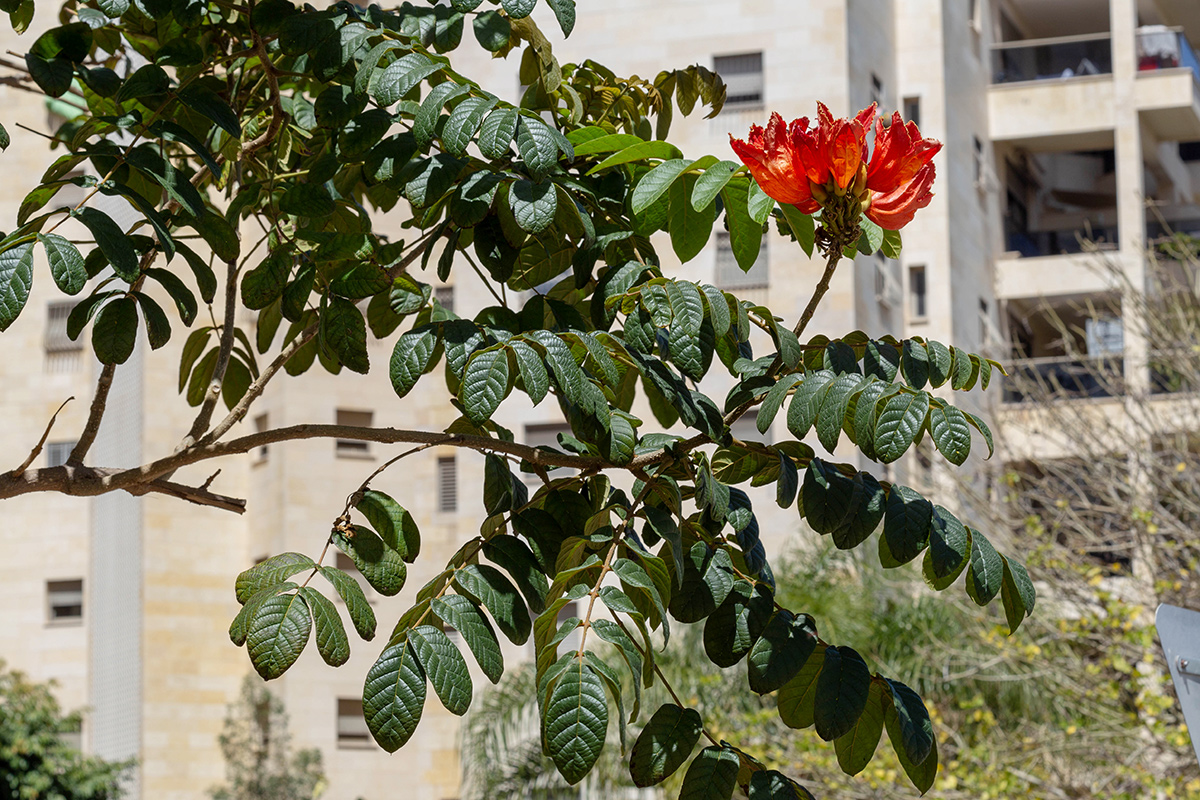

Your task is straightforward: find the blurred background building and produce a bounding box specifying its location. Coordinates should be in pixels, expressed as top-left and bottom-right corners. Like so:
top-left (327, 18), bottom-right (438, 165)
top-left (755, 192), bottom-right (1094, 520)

top-left (2, 0), bottom-right (1199, 797)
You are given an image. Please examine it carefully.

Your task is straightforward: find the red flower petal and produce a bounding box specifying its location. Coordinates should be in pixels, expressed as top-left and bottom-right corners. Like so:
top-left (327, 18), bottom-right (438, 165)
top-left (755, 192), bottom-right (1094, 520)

top-left (866, 162), bottom-right (936, 230)
top-left (729, 112), bottom-right (815, 207)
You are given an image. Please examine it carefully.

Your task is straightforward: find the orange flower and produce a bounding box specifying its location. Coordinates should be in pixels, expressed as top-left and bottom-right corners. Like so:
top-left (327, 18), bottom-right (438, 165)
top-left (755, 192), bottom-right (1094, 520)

top-left (729, 104), bottom-right (942, 232)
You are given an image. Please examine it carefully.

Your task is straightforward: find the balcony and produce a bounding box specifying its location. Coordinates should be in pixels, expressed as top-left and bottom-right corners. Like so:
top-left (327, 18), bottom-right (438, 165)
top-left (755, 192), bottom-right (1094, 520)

top-left (1136, 26), bottom-right (1200, 140)
top-left (1004, 223), bottom-right (1119, 258)
top-left (992, 33), bottom-right (1113, 85)
top-left (989, 35), bottom-right (1116, 147)
top-left (1002, 355), bottom-right (1125, 403)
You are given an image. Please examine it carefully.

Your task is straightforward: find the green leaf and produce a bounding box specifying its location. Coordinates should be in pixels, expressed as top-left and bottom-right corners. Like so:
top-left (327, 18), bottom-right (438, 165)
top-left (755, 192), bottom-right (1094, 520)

top-left (390, 324), bottom-right (440, 397)
top-left (632, 159), bottom-right (693, 214)
top-left (462, 347), bottom-right (511, 423)
top-left (177, 86), bottom-right (241, 137)
top-left (748, 770), bottom-right (817, 800)
top-left (778, 204), bottom-right (815, 258)
top-left (91, 296), bottom-right (139, 365)
top-left (144, 268), bottom-right (197, 326)
top-left (668, 543), bottom-right (734, 624)
top-left (747, 610), bottom-right (817, 694)
top-left (678, 746), bottom-right (740, 800)
top-left (76, 208), bottom-right (138, 281)
top-left (545, 0), bottom-right (576, 34)
top-left (965, 529), bottom-right (1003, 606)
top-left (443, 95), bottom-right (498, 156)
top-left (246, 591), bottom-right (311, 680)
top-left (587, 141), bottom-right (684, 175)
top-left (230, 582), bottom-right (295, 647)
top-left (25, 55), bottom-right (74, 97)
top-left (363, 639), bottom-right (427, 752)
top-left (873, 391), bottom-right (930, 463)
top-left (669, 173), bottom-right (716, 264)
top-left (884, 679), bottom-right (936, 787)
top-left (881, 228), bottom-right (902, 258)
top-left (502, 0), bottom-right (535, 18)
top-left (322, 297), bottom-right (369, 374)
top-left (454, 564), bottom-right (531, 645)
top-left (432, 595), bottom-right (504, 683)
top-left (335, 526), bottom-right (407, 596)
top-left (965, 411), bottom-right (994, 458)
top-left (777, 645), bottom-right (826, 729)
top-left (815, 373), bottom-right (865, 452)
top-left (924, 505), bottom-right (970, 588)
top-left (472, 10), bottom-right (511, 52)
top-left (319, 566), bottom-right (377, 640)
top-left (478, 107), bottom-right (520, 159)
top-left (814, 645), bottom-right (872, 741)
top-left (703, 580), bottom-right (772, 668)
top-left (0, 240), bottom-right (34, 331)
top-left (516, 116), bottom-right (562, 179)
top-left (544, 656), bottom-right (608, 785)
top-left (746, 178), bottom-right (775, 224)
top-left (511, 340), bottom-right (550, 404)
top-left (484, 535), bottom-right (548, 614)
top-left (356, 490), bottom-right (420, 563)
top-left (882, 484), bottom-right (933, 566)
top-left (834, 678), bottom-right (885, 776)
top-left (929, 403), bottom-right (971, 466)
top-left (408, 624), bottom-right (472, 715)
top-left (1000, 556), bottom-right (1035, 634)
top-left (901, 340), bottom-right (930, 389)
top-left (372, 52), bottom-right (440, 107)
top-left (37, 233), bottom-right (85, 295)
top-left (510, 180), bottom-right (558, 234)
top-left (926, 340), bottom-right (953, 388)
top-left (298, 586), bottom-right (350, 667)
top-left (692, 161), bottom-right (738, 210)
top-left (187, 210), bottom-right (240, 262)
top-left (236, 552), bottom-right (315, 604)
top-left (629, 703), bottom-right (703, 787)
top-left (132, 292), bottom-right (171, 349)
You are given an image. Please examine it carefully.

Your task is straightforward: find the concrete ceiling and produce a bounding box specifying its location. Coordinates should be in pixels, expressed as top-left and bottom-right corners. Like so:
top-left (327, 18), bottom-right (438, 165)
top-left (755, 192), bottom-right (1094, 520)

top-left (1001, 0), bottom-right (1111, 39)
top-left (1144, 0), bottom-right (1200, 42)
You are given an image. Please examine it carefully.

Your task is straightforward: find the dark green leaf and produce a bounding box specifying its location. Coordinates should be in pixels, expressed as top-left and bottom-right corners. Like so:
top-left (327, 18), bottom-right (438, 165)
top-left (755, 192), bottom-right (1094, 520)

top-left (356, 489), bottom-right (420, 562)
top-left (747, 610), bottom-right (817, 694)
top-left (408, 624), bottom-right (472, 715)
top-left (92, 296), bottom-right (139, 364)
top-left (678, 746), bottom-right (740, 800)
top-left (814, 645), bottom-right (872, 741)
top-left (299, 586), bottom-right (350, 667)
top-left (454, 564), bottom-right (531, 645)
top-left (335, 526), bottom-right (407, 596)
top-left (834, 679), bottom-right (885, 776)
top-left (76, 208), bottom-right (138, 281)
top-left (0, 240), bottom-right (34, 330)
top-left (432, 594), bottom-right (504, 683)
top-left (363, 639), bottom-right (427, 752)
top-left (629, 704), bottom-right (703, 787)
top-left (544, 657), bottom-right (608, 785)
top-left (246, 591), bottom-right (311, 680)
top-left (319, 566), bottom-right (377, 641)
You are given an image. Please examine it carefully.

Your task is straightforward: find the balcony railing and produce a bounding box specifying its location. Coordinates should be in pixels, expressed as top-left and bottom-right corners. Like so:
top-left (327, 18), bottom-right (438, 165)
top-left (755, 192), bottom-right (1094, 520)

top-left (1137, 26), bottom-right (1200, 85)
top-left (1002, 354), bottom-right (1125, 403)
top-left (992, 33), bottom-right (1113, 85)
top-left (1004, 224), bottom-right (1119, 258)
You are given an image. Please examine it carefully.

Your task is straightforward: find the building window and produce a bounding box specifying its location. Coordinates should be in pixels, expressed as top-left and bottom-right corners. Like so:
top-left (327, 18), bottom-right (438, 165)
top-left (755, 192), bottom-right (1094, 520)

top-left (253, 414), bottom-right (269, 460)
top-left (903, 96), bottom-right (921, 128)
top-left (713, 52), bottom-right (763, 110)
top-left (909, 266), bottom-right (927, 319)
top-left (522, 422), bottom-right (574, 485)
top-left (434, 286), bottom-right (454, 314)
top-left (437, 456), bottom-right (457, 513)
top-left (45, 441), bottom-right (75, 468)
top-left (47, 579), bottom-right (83, 623)
top-left (870, 73), bottom-right (884, 109)
top-left (45, 301), bottom-right (82, 373)
top-left (337, 698), bottom-right (373, 749)
top-left (335, 409), bottom-right (373, 457)
top-left (58, 718), bottom-right (82, 752)
top-left (714, 232), bottom-right (768, 291)
top-left (979, 298), bottom-right (991, 344)
top-left (874, 255), bottom-right (902, 309)
top-left (973, 136), bottom-right (986, 188)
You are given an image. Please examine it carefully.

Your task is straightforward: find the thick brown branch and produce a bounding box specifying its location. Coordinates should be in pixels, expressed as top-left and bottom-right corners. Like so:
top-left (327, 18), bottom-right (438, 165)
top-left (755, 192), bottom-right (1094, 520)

top-left (68, 364), bottom-right (116, 466)
top-left (0, 466), bottom-right (245, 513)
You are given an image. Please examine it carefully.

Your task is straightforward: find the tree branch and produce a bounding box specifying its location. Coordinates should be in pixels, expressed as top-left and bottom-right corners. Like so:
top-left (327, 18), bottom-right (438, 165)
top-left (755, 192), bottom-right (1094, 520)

top-left (0, 465), bottom-right (245, 513)
top-left (203, 323), bottom-right (319, 444)
top-left (12, 397), bottom-right (73, 478)
top-left (794, 246), bottom-right (843, 338)
top-left (182, 259), bottom-right (241, 447)
top-left (67, 364), bottom-right (116, 466)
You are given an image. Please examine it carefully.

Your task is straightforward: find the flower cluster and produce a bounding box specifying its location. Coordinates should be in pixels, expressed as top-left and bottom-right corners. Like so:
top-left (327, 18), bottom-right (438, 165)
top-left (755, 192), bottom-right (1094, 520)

top-left (729, 103), bottom-right (941, 237)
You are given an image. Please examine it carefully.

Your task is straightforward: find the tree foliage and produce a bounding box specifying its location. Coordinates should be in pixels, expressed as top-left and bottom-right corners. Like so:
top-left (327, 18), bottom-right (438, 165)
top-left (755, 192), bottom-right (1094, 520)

top-left (209, 676), bottom-right (325, 800)
top-left (0, 0), bottom-right (1033, 796)
top-left (0, 661), bottom-right (129, 800)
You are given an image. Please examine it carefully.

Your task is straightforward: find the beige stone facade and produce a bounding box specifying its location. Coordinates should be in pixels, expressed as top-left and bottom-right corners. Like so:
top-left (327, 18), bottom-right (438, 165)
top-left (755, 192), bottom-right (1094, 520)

top-left (2, 0), bottom-right (1198, 798)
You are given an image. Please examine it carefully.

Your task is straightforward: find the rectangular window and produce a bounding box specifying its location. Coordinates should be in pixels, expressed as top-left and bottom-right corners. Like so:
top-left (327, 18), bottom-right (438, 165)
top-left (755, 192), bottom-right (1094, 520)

top-left (335, 409), bottom-right (373, 457)
top-left (45, 441), bottom-right (75, 468)
top-left (973, 136), bottom-right (985, 186)
top-left (909, 266), bottom-right (927, 319)
top-left (45, 302), bottom-right (81, 353)
top-left (714, 232), bottom-right (768, 291)
top-left (713, 52), bottom-right (763, 109)
top-left (435, 286), bottom-right (454, 314)
top-left (47, 579), bottom-right (83, 623)
top-left (874, 256), bottom-right (902, 309)
top-left (337, 698), bottom-right (373, 749)
top-left (870, 73), bottom-right (884, 109)
top-left (253, 414), bottom-right (269, 460)
top-left (902, 96), bottom-right (921, 128)
top-left (522, 422), bottom-right (574, 485)
top-left (437, 456), bottom-right (457, 513)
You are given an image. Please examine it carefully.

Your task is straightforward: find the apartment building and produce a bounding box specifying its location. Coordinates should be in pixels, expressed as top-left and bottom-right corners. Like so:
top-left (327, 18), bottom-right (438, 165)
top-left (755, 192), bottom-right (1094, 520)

top-left (2, 0), bottom-right (1193, 798)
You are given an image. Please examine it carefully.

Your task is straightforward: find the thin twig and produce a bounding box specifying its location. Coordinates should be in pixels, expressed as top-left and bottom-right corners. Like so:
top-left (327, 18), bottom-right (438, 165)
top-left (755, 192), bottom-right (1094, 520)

top-left (11, 397), bottom-right (73, 478)
top-left (182, 259), bottom-right (241, 447)
top-left (794, 246), bottom-right (843, 338)
top-left (68, 365), bottom-right (116, 466)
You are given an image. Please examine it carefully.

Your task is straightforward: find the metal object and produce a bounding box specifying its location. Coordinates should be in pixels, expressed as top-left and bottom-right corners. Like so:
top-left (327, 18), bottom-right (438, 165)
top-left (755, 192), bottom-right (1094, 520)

top-left (1156, 604), bottom-right (1200, 764)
